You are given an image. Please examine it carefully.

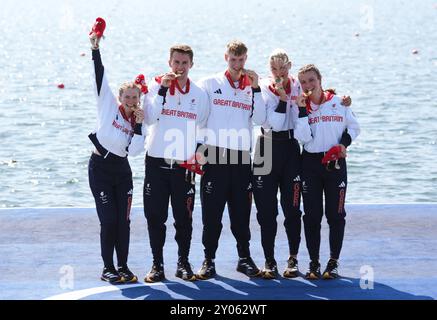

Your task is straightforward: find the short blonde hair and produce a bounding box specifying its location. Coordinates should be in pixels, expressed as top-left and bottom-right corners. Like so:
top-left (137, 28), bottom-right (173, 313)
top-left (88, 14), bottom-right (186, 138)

top-left (118, 82), bottom-right (141, 98)
top-left (269, 48), bottom-right (290, 65)
top-left (226, 40), bottom-right (248, 56)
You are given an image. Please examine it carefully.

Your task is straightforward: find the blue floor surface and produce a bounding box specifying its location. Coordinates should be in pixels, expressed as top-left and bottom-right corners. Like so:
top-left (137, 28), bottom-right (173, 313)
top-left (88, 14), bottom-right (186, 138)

top-left (0, 204), bottom-right (436, 300)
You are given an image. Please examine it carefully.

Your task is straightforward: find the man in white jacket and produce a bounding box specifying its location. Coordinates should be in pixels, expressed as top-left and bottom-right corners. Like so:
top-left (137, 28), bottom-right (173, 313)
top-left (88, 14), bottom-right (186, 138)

top-left (196, 40), bottom-right (266, 279)
top-left (140, 44), bottom-right (209, 283)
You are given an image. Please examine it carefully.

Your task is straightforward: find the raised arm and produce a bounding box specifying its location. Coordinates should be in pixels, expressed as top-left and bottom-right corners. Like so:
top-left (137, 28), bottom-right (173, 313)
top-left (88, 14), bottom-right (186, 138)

top-left (89, 29), bottom-right (117, 123)
top-left (90, 34), bottom-right (104, 95)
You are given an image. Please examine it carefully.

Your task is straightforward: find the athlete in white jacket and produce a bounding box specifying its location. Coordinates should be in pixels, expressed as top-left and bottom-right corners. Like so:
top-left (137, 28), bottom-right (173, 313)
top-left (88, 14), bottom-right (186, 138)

top-left (196, 40), bottom-right (265, 280)
top-left (255, 50), bottom-right (352, 280)
top-left (294, 64), bottom-right (360, 280)
top-left (140, 45), bottom-right (209, 283)
top-left (87, 31), bottom-right (147, 284)
top-left (253, 49), bottom-right (303, 279)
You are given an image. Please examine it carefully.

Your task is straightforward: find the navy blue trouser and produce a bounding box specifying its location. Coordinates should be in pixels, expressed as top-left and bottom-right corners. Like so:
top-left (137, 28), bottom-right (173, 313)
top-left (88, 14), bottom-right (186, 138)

top-left (301, 150), bottom-right (347, 261)
top-left (88, 153), bottom-right (133, 268)
top-left (200, 146), bottom-right (253, 260)
top-left (143, 155), bottom-right (195, 264)
top-left (253, 135), bottom-right (302, 261)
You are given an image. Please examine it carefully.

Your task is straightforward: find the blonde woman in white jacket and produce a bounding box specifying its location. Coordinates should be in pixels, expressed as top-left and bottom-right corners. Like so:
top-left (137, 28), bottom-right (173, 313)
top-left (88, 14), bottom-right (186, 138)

top-left (88, 30), bottom-right (147, 284)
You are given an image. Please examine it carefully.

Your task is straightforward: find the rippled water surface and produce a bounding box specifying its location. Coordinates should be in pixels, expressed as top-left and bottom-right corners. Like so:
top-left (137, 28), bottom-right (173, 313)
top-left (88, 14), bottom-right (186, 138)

top-left (1, 0), bottom-right (436, 207)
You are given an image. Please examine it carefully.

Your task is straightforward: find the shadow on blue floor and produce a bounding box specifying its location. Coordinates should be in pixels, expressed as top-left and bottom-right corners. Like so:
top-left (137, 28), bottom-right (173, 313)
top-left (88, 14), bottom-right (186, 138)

top-left (85, 275), bottom-right (433, 300)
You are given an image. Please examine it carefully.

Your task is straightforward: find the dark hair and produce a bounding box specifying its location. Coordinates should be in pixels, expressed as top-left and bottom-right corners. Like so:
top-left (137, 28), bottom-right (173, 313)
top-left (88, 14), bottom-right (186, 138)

top-left (298, 64), bottom-right (337, 94)
top-left (170, 44), bottom-right (194, 62)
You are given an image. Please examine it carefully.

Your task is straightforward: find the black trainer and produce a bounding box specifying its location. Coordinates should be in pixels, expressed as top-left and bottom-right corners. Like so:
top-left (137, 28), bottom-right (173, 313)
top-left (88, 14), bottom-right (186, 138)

top-left (118, 265), bottom-right (138, 283)
top-left (305, 260), bottom-right (321, 280)
top-left (283, 257), bottom-right (299, 278)
top-left (322, 259), bottom-right (339, 280)
top-left (196, 259), bottom-right (216, 280)
top-left (101, 266), bottom-right (123, 283)
top-left (175, 258), bottom-right (196, 281)
top-left (236, 257), bottom-right (261, 277)
top-left (144, 262), bottom-right (165, 283)
top-left (261, 259), bottom-right (278, 280)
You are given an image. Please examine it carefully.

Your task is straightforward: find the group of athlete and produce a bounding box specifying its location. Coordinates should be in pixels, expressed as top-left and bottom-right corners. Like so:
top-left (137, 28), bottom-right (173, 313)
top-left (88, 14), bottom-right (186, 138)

top-left (87, 22), bottom-right (360, 285)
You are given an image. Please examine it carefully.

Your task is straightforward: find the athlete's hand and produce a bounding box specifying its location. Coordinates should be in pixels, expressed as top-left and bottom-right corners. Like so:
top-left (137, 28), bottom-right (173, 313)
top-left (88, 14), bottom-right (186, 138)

top-left (89, 33), bottom-right (101, 49)
top-left (341, 95), bottom-right (351, 107)
top-left (296, 94), bottom-right (307, 108)
top-left (160, 72), bottom-right (177, 88)
top-left (244, 69), bottom-right (259, 89)
top-left (337, 144), bottom-right (347, 158)
top-left (273, 78), bottom-right (287, 101)
top-left (134, 108), bottom-right (144, 124)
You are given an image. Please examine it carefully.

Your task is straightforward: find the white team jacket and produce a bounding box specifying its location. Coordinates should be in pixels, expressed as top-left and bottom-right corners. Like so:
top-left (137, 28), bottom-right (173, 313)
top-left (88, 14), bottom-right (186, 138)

top-left (198, 71), bottom-right (266, 151)
top-left (294, 95), bottom-right (361, 153)
top-left (92, 70), bottom-right (147, 157)
top-left (140, 78), bottom-right (209, 161)
top-left (260, 76), bottom-right (301, 132)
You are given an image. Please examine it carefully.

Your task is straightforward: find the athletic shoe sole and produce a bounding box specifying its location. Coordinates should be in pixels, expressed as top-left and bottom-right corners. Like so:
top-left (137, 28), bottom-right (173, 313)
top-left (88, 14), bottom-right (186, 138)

top-left (144, 274), bottom-right (165, 283)
top-left (305, 272), bottom-right (320, 280)
top-left (175, 272), bottom-right (197, 281)
top-left (283, 270), bottom-right (298, 278)
top-left (196, 273), bottom-right (215, 280)
top-left (261, 270), bottom-right (278, 280)
top-left (101, 276), bottom-right (124, 284)
top-left (121, 276), bottom-right (138, 283)
top-left (322, 272), bottom-right (338, 280)
top-left (236, 267), bottom-right (262, 277)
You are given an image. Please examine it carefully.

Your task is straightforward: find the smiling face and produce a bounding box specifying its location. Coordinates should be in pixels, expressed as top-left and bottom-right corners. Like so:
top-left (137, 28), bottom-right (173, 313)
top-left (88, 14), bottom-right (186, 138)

top-left (298, 70), bottom-right (321, 93)
top-left (168, 51), bottom-right (193, 81)
top-left (119, 87), bottom-right (140, 110)
top-left (269, 49), bottom-right (292, 81)
top-left (225, 52), bottom-right (247, 74)
top-left (298, 64), bottom-right (324, 100)
top-left (270, 59), bottom-right (291, 80)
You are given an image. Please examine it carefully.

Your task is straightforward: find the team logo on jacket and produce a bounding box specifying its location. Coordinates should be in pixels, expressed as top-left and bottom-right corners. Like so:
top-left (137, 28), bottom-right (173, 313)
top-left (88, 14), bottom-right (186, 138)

top-left (189, 98), bottom-right (197, 110)
top-left (331, 103), bottom-right (338, 115)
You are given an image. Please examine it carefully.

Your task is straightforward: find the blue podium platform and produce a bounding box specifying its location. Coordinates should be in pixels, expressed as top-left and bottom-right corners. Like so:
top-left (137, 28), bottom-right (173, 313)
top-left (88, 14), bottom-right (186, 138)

top-left (0, 204), bottom-right (436, 300)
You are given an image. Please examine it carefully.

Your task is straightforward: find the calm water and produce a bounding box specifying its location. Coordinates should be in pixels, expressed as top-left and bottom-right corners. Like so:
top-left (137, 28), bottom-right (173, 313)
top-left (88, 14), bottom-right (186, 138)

top-left (1, 0), bottom-right (436, 207)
